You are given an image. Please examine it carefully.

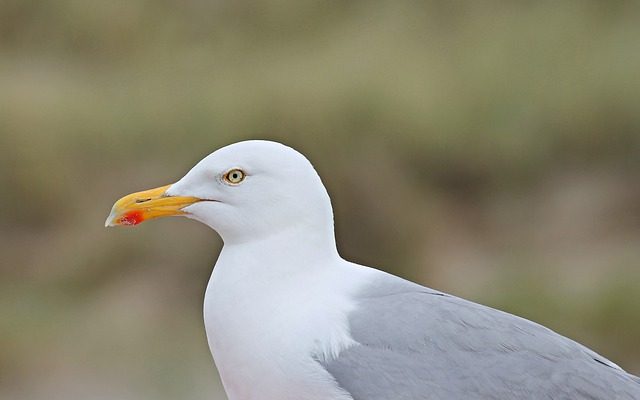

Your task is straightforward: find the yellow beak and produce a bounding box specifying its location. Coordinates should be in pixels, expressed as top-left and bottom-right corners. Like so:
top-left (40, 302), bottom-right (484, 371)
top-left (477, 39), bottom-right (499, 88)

top-left (105, 184), bottom-right (201, 227)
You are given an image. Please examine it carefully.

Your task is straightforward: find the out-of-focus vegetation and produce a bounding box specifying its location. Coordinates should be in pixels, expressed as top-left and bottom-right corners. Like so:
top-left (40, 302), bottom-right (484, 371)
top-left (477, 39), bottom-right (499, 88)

top-left (1, 1), bottom-right (639, 399)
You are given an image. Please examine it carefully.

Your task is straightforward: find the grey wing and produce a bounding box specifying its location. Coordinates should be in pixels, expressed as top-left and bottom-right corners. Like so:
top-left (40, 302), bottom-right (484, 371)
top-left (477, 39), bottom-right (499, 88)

top-left (320, 273), bottom-right (640, 400)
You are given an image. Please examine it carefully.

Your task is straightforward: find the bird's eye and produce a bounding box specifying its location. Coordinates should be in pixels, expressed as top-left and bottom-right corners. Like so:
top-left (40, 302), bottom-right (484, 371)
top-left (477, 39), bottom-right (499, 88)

top-left (223, 169), bottom-right (246, 185)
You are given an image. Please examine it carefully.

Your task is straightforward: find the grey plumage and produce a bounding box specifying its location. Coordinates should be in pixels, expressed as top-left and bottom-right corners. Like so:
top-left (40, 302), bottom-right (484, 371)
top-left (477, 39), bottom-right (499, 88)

top-left (320, 274), bottom-right (640, 400)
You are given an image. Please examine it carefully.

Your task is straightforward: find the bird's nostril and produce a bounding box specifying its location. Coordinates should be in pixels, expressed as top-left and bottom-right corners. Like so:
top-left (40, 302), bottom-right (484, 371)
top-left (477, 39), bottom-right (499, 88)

top-left (135, 198), bottom-right (151, 204)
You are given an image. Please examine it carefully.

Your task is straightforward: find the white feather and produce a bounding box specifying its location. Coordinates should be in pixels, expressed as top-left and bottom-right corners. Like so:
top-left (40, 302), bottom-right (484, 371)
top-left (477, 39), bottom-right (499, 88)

top-left (169, 140), bottom-right (373, 399)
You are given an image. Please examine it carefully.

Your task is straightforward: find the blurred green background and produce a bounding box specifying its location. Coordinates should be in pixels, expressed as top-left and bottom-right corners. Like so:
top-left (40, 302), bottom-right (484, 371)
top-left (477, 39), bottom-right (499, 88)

top-left (1, 1), bottom-right (640, 399)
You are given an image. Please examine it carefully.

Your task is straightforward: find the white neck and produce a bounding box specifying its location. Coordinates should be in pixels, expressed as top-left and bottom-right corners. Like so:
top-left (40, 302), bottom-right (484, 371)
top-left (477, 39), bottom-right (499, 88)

top-left (217, 224), bottom-right (340, 282)
top-left (203, 227), bottom-right (363, 400)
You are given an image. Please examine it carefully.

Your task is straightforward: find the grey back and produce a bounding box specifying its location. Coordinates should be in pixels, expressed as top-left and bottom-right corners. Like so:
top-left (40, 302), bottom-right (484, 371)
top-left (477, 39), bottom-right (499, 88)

top-left (320, 274), bottom-right (640, 400)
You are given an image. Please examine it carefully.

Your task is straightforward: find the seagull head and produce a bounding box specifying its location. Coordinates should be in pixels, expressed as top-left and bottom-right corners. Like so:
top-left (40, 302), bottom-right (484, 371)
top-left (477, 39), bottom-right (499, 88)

top-left (105, 140), bottom-right (335, 245)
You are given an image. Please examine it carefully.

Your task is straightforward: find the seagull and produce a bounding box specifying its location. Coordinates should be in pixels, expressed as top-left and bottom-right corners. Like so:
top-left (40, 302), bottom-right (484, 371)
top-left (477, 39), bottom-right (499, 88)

top-left (106, 140), bottom-right (640, 400)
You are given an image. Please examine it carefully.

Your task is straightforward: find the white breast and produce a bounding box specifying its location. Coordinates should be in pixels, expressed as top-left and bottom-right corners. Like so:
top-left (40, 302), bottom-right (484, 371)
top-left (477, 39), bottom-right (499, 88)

top-left (203, 250), bottom-right (372, 400)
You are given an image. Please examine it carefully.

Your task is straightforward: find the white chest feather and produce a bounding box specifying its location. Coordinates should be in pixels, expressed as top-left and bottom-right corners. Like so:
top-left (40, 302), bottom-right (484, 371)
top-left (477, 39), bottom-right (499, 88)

top-left (203, 257), bottom-right (369, 400)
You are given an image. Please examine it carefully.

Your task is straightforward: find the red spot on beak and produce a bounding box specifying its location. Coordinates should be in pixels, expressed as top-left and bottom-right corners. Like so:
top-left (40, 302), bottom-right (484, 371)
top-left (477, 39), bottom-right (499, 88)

top-left (119, 210), bottom-right (144, 226)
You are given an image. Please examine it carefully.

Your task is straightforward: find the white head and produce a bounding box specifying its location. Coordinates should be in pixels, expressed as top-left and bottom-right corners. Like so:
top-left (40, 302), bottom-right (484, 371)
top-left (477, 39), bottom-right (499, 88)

top-left (106, 140), bottom-right (336, 248)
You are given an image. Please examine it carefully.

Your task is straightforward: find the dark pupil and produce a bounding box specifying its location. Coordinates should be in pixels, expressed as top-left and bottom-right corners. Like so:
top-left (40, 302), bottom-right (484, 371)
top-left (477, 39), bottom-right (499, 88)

top-left (232, 173), bottom-right (239, 179)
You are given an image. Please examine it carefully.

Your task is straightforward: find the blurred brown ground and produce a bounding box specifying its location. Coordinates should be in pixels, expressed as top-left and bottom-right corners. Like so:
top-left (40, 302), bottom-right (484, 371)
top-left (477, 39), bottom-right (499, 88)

top-left (1, 1), bottom-right (639, 399)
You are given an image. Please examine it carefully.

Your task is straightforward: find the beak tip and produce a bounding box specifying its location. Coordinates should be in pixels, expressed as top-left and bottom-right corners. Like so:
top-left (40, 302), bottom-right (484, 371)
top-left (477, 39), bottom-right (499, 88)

top-left (105, 206), bottom-right (120, 227)
top-left (105, 213), bottom-right (116, 228)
